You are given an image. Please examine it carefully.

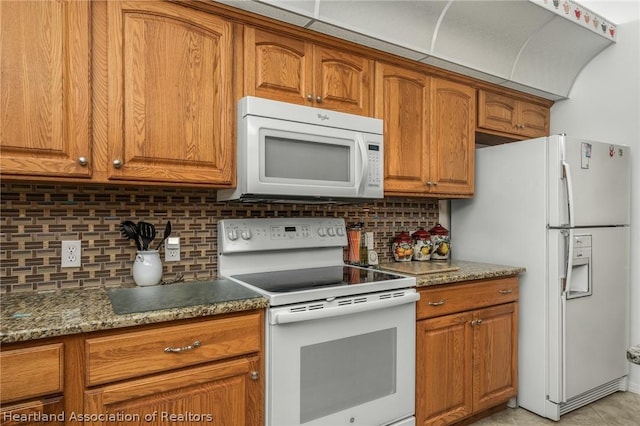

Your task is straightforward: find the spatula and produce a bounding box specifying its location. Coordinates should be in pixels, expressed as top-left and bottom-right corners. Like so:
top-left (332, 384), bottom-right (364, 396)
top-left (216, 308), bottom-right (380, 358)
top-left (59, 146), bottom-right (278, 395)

top-left (137, 222), bottom-right (156, 251)
top-left (155, 221), bottom-right (172, 251)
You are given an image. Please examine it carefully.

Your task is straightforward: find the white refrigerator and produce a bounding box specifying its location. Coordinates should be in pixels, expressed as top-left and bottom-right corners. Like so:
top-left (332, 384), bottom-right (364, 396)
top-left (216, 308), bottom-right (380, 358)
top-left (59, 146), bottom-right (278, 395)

top-left (451, 134), bottom-right (630, 420)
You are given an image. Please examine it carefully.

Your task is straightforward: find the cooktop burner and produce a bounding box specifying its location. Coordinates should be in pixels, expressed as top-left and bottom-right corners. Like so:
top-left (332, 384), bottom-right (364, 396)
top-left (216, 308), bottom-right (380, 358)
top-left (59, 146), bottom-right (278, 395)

top-left (231, 265), bottom-right (406, 293)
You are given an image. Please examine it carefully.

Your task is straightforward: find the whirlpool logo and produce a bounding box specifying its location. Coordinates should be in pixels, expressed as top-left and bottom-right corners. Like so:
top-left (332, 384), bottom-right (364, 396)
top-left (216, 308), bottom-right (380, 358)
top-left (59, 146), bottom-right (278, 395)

top-left (317, 113), bottom-right (330, 121)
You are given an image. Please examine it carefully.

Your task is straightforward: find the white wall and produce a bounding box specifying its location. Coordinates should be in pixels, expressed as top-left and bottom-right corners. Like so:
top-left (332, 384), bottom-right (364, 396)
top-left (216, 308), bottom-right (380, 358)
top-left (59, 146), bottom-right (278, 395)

top-left (550, 3), bottom-right (640, 393)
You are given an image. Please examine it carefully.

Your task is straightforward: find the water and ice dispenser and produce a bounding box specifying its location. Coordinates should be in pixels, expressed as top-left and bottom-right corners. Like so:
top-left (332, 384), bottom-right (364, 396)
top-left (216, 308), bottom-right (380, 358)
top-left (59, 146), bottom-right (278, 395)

top-left (566, 234), bottom-right (592, 299)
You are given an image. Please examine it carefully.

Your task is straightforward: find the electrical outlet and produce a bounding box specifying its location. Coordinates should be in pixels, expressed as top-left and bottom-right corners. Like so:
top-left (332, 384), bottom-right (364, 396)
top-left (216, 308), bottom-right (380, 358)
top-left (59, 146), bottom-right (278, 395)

top-left (61, 240), bottom-right (82, 268)
top-left (165, 237), bottom-right (180, 262)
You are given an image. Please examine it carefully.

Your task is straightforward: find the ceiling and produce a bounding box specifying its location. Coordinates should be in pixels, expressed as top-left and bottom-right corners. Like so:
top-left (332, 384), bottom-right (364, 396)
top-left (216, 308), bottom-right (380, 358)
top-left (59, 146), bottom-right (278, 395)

top-left (214, 0), bottom-right (620, 100)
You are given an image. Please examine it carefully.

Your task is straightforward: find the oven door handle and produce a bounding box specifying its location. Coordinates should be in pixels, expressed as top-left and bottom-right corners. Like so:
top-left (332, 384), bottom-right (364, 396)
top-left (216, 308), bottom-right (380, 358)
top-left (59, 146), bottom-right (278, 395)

top-left (270, 292), bottom-right (420, 325)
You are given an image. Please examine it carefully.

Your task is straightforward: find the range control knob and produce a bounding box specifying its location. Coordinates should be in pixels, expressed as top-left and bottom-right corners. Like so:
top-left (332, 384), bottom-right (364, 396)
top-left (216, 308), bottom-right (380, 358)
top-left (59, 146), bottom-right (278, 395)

top-left (227, 230), bottom-right (239, 241)
top-left (241, 230), bottom-right (252, 240)
top-left (336, 227), bottom-right (345, 237)
top-left (327, 227), bottom-right (336, 237)
top-left (317, 227), bottom-right (327, 237)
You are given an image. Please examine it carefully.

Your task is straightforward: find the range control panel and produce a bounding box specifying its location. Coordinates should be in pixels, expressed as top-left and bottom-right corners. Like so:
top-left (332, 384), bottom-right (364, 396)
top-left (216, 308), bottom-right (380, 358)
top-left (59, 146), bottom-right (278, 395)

top-left (218, 218), bottom-right (347, 253)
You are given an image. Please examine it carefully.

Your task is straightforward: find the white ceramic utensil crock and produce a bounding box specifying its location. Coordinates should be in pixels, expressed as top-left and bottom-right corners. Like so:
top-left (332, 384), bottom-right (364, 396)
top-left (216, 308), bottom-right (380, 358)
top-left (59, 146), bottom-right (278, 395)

top-left (132, 250), bottom-right (163, 286)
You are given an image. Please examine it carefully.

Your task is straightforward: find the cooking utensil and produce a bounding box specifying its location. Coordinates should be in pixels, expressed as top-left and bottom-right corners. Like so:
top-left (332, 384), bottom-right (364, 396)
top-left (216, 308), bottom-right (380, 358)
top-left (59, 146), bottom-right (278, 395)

top-left (155, 220), bottom-right (172, 251)
top-left (137, 221), bottom-right (156, 251)
top-left (120, 220), bottom-right (142, 250)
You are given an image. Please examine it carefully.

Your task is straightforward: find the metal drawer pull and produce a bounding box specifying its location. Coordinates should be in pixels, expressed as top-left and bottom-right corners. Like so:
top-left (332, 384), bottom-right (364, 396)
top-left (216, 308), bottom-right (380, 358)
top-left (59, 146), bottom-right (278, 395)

top-left (471, 319), bottom-right (484, 326)
top-left (250, 371), bottom-right (260, 380)
top-left (499, 289), bottom-right (513, 294)
top-left (428, 300), bottom-right (446, 306)
top-left (164, 340), bottom-right (201, 353)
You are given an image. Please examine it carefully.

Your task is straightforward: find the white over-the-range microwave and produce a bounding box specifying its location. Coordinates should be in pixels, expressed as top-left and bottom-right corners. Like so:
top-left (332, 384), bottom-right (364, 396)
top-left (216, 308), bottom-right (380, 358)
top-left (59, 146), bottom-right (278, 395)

top-left (217, 96), bottom-right (384, 203)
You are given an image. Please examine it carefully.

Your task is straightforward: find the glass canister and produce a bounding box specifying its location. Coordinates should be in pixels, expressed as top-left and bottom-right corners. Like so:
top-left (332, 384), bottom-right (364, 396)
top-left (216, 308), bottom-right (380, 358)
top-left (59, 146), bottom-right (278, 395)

top-left (429, 223), bottom-right (451, 261)
top-left (347, 224), bottom-right (362, 265)
top-left (412, 228), bottom-right (432, 261)
top-left (392, 231), bottom-right (413, 262)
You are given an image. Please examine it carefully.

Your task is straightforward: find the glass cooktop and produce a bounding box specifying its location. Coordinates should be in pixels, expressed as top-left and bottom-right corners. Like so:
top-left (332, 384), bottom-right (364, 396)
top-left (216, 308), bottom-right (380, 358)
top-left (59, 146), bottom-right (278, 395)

top-left (231, 265), bottom-right (406, 293)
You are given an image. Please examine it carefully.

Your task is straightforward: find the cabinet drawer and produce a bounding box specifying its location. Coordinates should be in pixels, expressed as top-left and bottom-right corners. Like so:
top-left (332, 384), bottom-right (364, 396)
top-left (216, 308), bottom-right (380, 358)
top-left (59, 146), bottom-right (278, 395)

top-left (86, 312), bottom-right (262, 386)
top-left (417, 277), bottom-right (518, 320)
top-left (0, 343), bottom-right (64, 403)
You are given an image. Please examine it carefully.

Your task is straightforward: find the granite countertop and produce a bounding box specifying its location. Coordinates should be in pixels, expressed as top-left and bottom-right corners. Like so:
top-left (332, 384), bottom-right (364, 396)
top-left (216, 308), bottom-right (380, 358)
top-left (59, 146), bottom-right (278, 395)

top-left (2, 261), bottom-right (523, 344)
top-left (379, 260), bottom-right (525, 287)
top-left (1, 279), bottom-right (268, 344)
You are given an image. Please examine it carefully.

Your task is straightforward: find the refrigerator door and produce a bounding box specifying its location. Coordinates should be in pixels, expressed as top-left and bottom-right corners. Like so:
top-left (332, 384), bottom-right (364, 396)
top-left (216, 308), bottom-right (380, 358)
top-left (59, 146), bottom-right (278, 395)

top-left (547, 226), bottom-right (630, 404)
top-left (548, 135), bottom-right (630, 227)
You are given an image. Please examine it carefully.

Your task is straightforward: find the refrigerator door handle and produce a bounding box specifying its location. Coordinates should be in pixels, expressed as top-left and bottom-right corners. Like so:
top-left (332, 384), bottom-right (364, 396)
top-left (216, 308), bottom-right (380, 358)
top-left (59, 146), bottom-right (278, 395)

top-left (562, 161), bottom-right (575, 228)
top-left (562, 229), bottom-right (574, 294)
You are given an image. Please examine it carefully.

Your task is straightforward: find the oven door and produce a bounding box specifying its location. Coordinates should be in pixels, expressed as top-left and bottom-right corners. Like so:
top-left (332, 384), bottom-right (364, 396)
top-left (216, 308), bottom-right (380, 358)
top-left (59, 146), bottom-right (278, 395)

top-left (267, 290), bottom-right (418, 426)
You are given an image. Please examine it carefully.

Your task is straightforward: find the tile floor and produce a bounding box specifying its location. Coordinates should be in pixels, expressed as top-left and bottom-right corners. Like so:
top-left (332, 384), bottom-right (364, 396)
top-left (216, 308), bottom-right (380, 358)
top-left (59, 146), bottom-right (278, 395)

top-left (472, 391), bottom-right (640, 425)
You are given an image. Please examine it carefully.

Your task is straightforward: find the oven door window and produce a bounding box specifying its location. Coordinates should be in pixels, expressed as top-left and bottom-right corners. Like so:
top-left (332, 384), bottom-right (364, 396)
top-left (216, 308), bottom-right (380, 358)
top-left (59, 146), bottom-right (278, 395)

top-left (300, 328), bottom-right (396, 423)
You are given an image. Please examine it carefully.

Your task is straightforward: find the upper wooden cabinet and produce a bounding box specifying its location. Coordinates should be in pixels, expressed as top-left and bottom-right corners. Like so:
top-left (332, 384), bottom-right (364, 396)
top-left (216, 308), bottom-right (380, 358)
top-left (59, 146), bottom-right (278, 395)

top-left (377, 63), bottom-right (474, 198)
top-left (104, 1), bottom-right (235, 185)
top-left (375, 63), bottom-right (431, 194)
top-left (477, 90), bottom-right (550, 139)
top-left (429, 78), bottom-right (475, 197)
top-left (244, 27), bottom-right (374, 116)
top-left (0, 0), bottom-right (92, 179)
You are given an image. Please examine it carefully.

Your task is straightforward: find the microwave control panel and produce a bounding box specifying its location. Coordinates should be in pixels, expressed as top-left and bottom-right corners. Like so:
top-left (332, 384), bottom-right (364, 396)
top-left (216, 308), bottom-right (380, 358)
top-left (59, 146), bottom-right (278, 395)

top-left (367, 144), bottom-right (382, 186)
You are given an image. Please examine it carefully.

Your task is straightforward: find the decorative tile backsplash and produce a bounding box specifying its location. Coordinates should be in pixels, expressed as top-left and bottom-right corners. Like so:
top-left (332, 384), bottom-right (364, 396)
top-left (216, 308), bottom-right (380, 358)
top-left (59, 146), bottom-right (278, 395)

top-left (0, 182), bottom-right (440, 293)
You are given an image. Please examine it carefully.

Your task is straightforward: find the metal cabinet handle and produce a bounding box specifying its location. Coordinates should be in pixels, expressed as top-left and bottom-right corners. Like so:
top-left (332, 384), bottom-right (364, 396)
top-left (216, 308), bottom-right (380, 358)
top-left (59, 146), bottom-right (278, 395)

top-left (113, 159), bottom-right (122, 169)
top-left (316, 96), bottom-right (322, 103)
top-left (428, 300), bottom-right (446, 306)
top-left (426, 181), bottom-right (433, 186)
top-left (250, 371), bottom-right (260, 381)
top-left (164, 340), bottom-right (201, 353)
top-left (307, 94), bottom-right (313, 101)
top-left (471, 319), bottom-right (484, 326)
top-left (499, 289), bottom-right (513, 294)
top-left (78, 157), bottom-right (88, 166)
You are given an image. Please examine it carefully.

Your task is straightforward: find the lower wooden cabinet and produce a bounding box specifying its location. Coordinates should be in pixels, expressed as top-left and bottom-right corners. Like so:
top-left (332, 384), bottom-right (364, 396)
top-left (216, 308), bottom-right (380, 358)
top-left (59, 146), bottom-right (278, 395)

top-left (416, 277), bottom-right (519, 426)
top-left (0, 343), bottom-right (65, 425)
top-left (0, 310), bottom-right (264, 426)
top-left (84, 356), bottom-right (261, 425)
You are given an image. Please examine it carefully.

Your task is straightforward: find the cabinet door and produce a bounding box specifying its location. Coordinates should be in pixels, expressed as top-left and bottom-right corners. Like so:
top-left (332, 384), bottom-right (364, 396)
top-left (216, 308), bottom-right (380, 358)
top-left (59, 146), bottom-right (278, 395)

top-left (107, 1), bottom-right (234, 185)
top-left (429, 78), bottom-right (475, 196)
top-left (0, 397), bottom-right (64, 426)
top-left (0, 0), bottom-right (91, 178)
top-left (518, 102), bottom-right (549, 138)
top-left (477, 91), bottom-right (517, 134)
top-left (244, 27), bottom-right (313, 106)
top-left (375, 63), bottom-right (430, 195)
top-left (472, 303), bottom-right (518, 412)
top-left (314, 46), bottom-right (374, 116)
top-left (84, 356), bottom-right (262, 426)
top-left (416, 311), bottom-right (473, 426)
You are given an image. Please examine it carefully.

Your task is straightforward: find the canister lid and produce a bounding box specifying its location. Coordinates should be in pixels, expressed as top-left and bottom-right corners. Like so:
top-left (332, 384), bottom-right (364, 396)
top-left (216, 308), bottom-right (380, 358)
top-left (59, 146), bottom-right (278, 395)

top-left (428, 223), bottom-right (449, 236)
top-left (394, 231), bottom-right (412, 243)
top-left (412, 227), bottom-right (430, 241)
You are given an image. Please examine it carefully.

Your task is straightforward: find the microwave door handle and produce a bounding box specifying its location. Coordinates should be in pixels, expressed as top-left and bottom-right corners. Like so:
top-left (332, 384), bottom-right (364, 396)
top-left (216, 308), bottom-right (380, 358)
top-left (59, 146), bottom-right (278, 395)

top-left (356, 134), bottom-right (368, 195)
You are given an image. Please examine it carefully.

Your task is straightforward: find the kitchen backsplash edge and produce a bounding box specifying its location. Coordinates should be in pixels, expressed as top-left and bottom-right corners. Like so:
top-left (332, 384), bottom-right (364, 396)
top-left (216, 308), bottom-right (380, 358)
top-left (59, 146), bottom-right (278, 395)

top-left (0, 182), bottom-right (439, 293)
